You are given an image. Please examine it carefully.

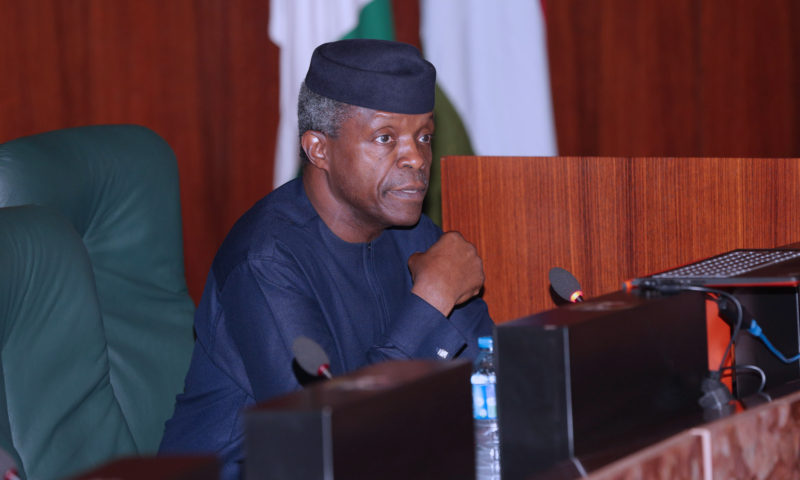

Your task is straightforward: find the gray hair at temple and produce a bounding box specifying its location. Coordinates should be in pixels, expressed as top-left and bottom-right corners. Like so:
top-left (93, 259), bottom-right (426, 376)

top-left (297, 81), bottom-right (355, 164)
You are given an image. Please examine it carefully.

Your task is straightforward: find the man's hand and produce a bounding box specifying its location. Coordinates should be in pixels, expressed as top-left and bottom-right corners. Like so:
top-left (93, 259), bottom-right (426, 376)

top-left (408, 231), bottom-right (485, 317)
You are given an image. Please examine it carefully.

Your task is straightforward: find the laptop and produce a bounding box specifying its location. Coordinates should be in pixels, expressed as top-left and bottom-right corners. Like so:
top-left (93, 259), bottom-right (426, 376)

top-left (626, 248), bottom-right (800, 289)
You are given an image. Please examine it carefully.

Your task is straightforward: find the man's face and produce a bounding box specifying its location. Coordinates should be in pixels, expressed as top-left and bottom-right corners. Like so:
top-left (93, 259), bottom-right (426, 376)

top-left (323, 106), bottom-right (434, 237)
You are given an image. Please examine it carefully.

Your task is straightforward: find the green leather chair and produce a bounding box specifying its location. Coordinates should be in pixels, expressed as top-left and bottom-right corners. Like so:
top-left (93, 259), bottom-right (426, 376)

top-left (0, 125), bottom-right (196, 479)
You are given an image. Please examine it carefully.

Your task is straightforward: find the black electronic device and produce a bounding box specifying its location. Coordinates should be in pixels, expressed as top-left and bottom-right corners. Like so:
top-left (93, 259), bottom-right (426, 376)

top-left (724, 287), bottom-right (800, 397)
top-left (495, 290), bottom-right (709, 480)
top-left (625, 248), bottom-right (800, 290)
top-left (624, 247), bottom-right (800, 399)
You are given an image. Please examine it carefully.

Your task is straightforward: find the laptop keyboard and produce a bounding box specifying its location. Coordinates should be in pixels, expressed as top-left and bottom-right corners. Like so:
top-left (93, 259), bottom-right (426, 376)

top-left (653, 250), bottom-right (800, 279)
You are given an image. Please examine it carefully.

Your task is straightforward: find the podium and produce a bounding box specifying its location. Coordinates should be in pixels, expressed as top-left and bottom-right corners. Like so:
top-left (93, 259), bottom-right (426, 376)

top-left (244, 360), bottom-right (474, 480)
top-left (583, 383), bottom-right (800, 479)
top-left (494, 289), bottom-right (710, 480)
top-left (441, 155), bottom-right (800, 478)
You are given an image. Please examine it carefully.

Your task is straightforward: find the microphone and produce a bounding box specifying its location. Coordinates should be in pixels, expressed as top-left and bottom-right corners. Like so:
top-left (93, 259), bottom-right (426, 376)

top-left (0, 446), bottom-right (18, 480)
top-left (291, 336), bottom-right (333, 379)
top-left (549, 267), bottom-right (584, 303)
top-left (698, 374), bottom-right (735, 420)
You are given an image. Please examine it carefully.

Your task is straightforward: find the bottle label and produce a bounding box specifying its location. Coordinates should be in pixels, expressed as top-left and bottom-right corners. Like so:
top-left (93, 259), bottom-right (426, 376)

top-left (472, 383), bottom-right (497, 420)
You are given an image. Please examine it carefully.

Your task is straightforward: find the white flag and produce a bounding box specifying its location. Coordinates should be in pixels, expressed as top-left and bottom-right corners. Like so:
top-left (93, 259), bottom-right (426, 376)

top-left (420, 0), bottom-right (557, 156)
top-left (268, 0), bottom-right (372, 188)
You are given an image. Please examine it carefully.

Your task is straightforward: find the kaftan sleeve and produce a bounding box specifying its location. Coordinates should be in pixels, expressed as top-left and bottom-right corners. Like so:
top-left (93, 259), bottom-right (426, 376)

top-left (214, 256), bottom-right (333, 403)
top-left (366, 216), bottom-right (495, 363)
top-left (367, 290), bottom-right (493, 363)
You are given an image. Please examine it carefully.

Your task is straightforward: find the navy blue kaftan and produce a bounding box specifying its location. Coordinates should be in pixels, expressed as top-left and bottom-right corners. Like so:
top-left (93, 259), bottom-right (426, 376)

top-left (159, 178), bottom-right (493, 478)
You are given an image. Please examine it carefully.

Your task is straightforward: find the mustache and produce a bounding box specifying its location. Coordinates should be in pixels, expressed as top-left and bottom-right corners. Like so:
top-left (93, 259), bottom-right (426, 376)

top-left (385, 170), bottom-right (429, 189)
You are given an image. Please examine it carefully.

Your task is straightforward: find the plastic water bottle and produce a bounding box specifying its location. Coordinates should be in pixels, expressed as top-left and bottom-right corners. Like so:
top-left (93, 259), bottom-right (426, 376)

top-left (472, 336), bottom-right (500, 479)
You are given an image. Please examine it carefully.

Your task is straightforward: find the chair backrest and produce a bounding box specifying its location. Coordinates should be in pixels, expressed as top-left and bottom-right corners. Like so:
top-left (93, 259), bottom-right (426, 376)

top-left (0, 125), bottom-right (195, 478)
top-left (0, 205), bottom-right (138, 479)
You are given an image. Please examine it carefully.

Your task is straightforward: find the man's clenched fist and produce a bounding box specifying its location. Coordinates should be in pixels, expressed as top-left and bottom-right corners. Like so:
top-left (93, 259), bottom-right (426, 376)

top-left (408, 231), bottom-right (485, 317)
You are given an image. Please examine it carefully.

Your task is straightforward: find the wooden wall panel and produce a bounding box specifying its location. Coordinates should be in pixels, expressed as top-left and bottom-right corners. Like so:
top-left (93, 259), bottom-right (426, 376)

top-left (0, 0), bottom-right (278, 300)
top-left (545, 0), bottom-right (800, 157)
top-left (545, 0), bottom-right (700, 156)
top-left (698, 0), bottom-right (800, 155)
top-left (442, 156), bottom-right (800, 323)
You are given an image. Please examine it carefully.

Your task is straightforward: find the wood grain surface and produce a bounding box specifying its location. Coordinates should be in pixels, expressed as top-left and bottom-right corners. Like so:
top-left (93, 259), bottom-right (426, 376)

top-left (442, 156), bottom-right (800, 323)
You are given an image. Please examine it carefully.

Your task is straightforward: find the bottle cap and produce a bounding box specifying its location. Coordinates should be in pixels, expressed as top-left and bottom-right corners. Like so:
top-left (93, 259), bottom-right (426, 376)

top-left (478, 336), bottom-right (493, 350)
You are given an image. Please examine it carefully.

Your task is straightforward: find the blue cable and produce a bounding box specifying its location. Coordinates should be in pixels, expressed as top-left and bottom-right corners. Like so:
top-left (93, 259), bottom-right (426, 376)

top-left (747, 320), bottom-right (800, 364)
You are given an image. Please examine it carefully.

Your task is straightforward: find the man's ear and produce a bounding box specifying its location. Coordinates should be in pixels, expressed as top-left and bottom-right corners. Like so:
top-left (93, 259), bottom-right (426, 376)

top-left (301, 131), bottom-right (328, 170)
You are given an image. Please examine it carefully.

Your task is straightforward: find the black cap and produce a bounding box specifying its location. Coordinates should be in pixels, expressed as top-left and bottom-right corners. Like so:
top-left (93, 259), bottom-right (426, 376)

top-left (304, 39), bottom-right (436, 114)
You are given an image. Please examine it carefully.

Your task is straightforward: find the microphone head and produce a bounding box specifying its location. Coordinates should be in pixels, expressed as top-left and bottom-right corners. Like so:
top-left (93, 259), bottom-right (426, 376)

top-left (549, 267), bottom-right (584, 303)
top-left (0, 445), bottom-right (17, 480)
top-left (291, 336), bottom-right (331, 377)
